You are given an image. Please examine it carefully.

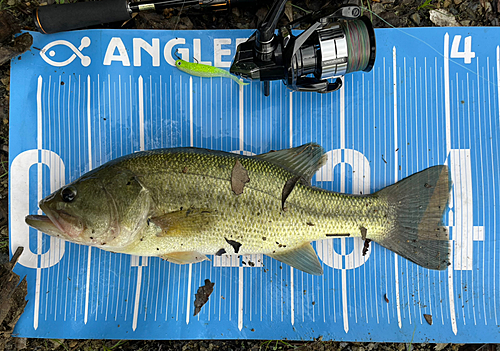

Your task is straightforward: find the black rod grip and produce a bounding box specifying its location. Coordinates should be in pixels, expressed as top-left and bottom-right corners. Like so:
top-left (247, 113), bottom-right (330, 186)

top-left (34, 0), bottom-right (131, 34)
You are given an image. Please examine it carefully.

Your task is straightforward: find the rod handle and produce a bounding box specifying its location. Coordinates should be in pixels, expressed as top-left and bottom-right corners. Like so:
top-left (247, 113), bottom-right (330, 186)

top-left (34, 0), bottom-right (131, 34)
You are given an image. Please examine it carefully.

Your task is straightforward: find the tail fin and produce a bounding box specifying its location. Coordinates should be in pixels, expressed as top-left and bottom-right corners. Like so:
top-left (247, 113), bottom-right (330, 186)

top-left (374, 165), bottom-right (451, 270)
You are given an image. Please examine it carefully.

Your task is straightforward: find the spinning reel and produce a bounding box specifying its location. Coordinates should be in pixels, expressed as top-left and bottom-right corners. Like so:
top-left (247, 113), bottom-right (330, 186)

top-left (230, 0), bottom-right (376, 95)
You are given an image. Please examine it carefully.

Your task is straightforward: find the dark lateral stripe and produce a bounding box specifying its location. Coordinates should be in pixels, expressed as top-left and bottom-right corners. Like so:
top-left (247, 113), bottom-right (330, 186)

top-left (326, 233), bottom-right (350, 237)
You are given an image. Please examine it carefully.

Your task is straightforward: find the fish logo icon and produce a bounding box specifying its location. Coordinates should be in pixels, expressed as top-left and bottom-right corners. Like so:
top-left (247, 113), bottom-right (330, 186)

top-left (40, 37), bottom-right (91, 67)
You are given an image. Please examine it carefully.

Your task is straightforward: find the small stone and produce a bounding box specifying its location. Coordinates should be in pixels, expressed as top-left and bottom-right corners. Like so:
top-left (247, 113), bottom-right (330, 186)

top-left (69, 340), bottom-right (78, 348)
top-left (15, 338), bottom-right (27, 350)
top-left (50, 339), bottom-right (65, 349)
top-left (491, 18), bottom-right (500, 26)
top-left (371, 2), bottom-right (385, 14)
top-left (231, 6), bottom-right (240, 17)
top-left (236, 22), bottom-right (250, 29)
top-left (429, 9), bottom-right (460, 26)
top-left (453, 0), bottom-right (463, 3)
top-left (0, 77), bottom-right (9, 86)
top-left (180, 16), bottom-right (193, 30)
top-left (468, 1), bottom-right (479, 12)
top-left (443, 0), bottom-right (452, 7)
top-left (305, 0), bottom-right (321, 11)
top-left (255, 7), bottom-right (268, 24)
top-left (380, 0), bottom-right (395, 4)
top-left (435, 343), bottom-right (449, 351)
top-left (2, 118), bottom-right (8, 125)
top-left (482, 1), bottom-right (493, 11)
top-left (7, 0), bottom-right (16, 5)
top-left (410, 12), bottom-right (421, 25)
top-left (460, 19), bottom-right (471, 25)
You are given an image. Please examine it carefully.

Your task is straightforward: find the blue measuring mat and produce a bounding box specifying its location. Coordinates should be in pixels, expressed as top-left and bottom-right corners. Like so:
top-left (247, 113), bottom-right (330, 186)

top-left (8, 27), bottom-right (500, 342)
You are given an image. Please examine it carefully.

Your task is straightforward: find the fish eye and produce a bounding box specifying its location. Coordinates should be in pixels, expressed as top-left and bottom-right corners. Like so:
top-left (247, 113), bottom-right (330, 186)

top-left (61, 186), bottom-right (77, 203)
top-left (176, 61), bottom-right (181, 65)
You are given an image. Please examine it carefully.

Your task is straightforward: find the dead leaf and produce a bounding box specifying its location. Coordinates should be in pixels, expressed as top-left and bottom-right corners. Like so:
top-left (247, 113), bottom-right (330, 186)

top-left (193, 279), bottom-right (215, 316)
top-left (121, 12), bottom-right (138, 27)
top-left (424, 313), bottom-right (433, 325)
top-left (231, 160), bottom-right (250, 195)
top-left (360, 226), bottom-right (368, 240)
top-left (225, 238), bottom-right (242, 254)
top-left (285, 1), bottom-right (294, 22)
top-left (0, 247), bottom-right (28, 339)
top-left (429, 9), bottom-right (460, 27)
top-left (362, 238), bottom-right (371, 256)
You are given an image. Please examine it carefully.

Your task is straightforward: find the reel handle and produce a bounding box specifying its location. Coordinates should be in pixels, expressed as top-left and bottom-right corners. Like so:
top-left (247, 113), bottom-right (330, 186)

top-left (33, 0), bottom-right (131, 34)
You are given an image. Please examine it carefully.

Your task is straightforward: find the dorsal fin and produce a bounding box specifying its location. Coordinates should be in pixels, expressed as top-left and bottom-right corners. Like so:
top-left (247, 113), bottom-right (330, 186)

top-left (256, 143), bottom-right (327, 182)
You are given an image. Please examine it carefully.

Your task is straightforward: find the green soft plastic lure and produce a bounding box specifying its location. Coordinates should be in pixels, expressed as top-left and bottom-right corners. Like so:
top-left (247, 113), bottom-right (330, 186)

top-left (175, 58), bottom-right (249, 86)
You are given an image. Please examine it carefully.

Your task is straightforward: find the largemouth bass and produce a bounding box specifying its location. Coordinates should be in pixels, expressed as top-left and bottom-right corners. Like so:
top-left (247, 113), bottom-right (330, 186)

top-left (25, 143), bottom-right (451, 275)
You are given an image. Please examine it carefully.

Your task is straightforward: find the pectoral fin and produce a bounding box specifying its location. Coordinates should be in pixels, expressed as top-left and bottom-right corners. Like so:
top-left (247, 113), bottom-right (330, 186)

top-left (160, 251), bottom-right (210, 264)
top-left (150, 208), bottom-right (215, 237)
top-left (267, 243), bottom-right (323, 275)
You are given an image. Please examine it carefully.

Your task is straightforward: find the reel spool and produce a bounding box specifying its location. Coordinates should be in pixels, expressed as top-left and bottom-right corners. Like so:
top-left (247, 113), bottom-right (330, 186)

top-left (230, 1), bottom-right (376, 95)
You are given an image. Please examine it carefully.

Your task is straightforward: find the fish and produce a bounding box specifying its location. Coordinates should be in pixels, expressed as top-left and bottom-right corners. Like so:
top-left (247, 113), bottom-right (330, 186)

top-left (25, 143), bottom-right (451, 275)
top-left (174, 58), bottom-right (249, 86)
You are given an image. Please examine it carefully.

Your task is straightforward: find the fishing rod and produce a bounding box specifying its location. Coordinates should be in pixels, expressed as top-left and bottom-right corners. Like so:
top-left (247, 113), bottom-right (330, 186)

top-left (33, 0), bottom-right (254, 34)
top-left (230, 0), bottom-right (376, 95)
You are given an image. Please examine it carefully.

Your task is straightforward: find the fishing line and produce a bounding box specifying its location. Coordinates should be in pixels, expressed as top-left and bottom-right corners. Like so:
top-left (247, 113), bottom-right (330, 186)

top-left (359, 6), bottom-right (499, 88)
top-left (173, 0), bottom-right (188, 31)
top-left (340, 18), bottom-right (373, 73)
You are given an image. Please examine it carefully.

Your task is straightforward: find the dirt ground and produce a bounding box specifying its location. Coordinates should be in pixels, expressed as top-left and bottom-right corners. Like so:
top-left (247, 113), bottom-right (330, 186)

top-left (0, 0), bottom-right (499, 349)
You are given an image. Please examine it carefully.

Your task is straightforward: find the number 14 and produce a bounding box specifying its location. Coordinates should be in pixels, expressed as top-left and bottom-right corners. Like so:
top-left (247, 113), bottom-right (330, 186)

top-left (450, 35), bottom-right (476, 64)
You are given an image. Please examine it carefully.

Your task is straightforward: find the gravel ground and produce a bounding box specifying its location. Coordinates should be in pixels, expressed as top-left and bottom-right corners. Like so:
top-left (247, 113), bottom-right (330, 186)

top-left (0, 0), bottom-right (499, 349)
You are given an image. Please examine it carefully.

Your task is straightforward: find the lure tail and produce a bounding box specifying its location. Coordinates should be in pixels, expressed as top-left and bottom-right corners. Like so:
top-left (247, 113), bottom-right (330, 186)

top-left (228, 73), bottom-right (249, 86)
top-left (371, 165), bottom-right (451, 270)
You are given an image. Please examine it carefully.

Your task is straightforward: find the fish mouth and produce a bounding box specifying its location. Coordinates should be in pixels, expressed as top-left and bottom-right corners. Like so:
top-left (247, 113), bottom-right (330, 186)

top-left (25, 204), bottom-right (84, 239)
top-left (25, 214), bottom-right (64, 237)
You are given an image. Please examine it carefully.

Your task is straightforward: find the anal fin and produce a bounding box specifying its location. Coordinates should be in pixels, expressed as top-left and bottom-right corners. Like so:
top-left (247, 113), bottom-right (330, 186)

top-left (267, 243), bottom-right (323, 275)
top-left (160, 251), bottom-right (210, 264)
